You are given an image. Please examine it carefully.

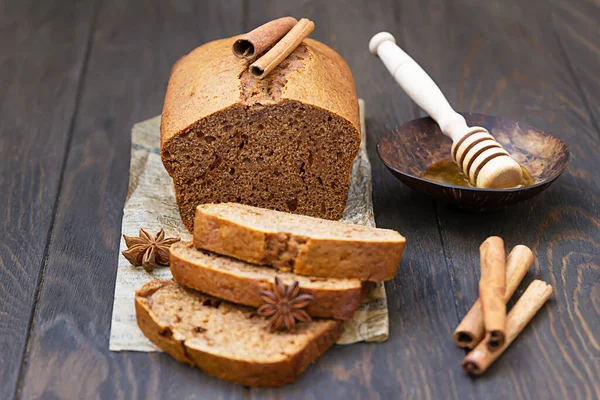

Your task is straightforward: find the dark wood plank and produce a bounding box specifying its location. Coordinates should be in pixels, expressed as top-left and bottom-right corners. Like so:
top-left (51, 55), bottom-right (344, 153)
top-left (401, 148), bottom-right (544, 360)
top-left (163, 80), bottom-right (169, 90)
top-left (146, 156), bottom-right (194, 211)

top-left (17, 1), bottom-right (247, 398)
top-left (0, 0), bottom-right (96, 398)
top-left (552, 0), bottom-right (600, 139)
top-left (395, 0), bottom-right (600, 398)
top-left (246, 1), bottom-right (472, 399)
top-left (12, 0), bottom-right (599, 398)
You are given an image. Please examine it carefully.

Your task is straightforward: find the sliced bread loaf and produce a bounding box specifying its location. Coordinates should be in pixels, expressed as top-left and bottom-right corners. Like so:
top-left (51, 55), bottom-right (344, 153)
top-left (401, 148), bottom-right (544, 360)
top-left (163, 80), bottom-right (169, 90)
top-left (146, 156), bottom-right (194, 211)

top-left (170, 241), bottom-right (362, 320)
top-left (136, 280), bottom-right (343, 387)
top-left (194, 203), bottom-right (405, 281)
top-left (160, 37), bottom-right (361, 232)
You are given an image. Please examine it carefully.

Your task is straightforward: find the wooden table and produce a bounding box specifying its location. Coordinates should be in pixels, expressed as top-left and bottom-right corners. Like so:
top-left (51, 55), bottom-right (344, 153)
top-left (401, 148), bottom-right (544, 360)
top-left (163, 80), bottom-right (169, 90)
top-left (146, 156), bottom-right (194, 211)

top-left (2, 0), bottom-right (599, 398)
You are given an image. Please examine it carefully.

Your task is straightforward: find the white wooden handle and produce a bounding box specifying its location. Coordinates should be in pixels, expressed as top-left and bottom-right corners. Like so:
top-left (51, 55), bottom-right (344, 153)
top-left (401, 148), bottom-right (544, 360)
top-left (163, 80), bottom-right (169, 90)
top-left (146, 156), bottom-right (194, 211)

top-left (369, 32), bottom-right (468, 142)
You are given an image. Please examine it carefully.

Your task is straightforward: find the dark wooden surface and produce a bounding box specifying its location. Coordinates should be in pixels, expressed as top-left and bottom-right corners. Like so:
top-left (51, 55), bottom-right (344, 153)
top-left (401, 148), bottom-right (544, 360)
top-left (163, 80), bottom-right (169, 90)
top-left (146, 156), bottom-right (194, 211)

top-left (1, 0), bottom-right (598, 398)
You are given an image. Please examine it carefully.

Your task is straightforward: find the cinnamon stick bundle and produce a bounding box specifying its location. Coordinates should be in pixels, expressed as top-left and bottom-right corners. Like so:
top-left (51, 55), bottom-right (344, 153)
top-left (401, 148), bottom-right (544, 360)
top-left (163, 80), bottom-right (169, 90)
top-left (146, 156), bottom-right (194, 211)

top-left (479, 236), bottom-right (507, 350)
top-left (250, 18), bottom-right (315, 79)
top-left (232, 17), bottom-right (298, 60)
top-left (453, 245), bottom-right (534, 349)
top-left (462, 280), bottom-right (552, 375)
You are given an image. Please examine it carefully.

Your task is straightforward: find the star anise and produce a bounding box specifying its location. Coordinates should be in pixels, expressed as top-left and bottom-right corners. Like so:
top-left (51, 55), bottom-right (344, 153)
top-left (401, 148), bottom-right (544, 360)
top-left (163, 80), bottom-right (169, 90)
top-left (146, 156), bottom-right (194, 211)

top-left (258, 277), bottom-right (314, 332)
top-left (122, 228), bottom-right (180, 271)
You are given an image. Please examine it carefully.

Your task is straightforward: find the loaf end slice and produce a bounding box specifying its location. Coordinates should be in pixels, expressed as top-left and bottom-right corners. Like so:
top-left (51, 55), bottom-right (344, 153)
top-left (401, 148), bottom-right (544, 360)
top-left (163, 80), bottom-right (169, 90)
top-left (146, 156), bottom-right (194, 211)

top-left (170, 241), bottom-right (362, 320)
top-left (194, 203), bottom-right (406, 281)
top-left (135, 280), bottom-right (343, 387)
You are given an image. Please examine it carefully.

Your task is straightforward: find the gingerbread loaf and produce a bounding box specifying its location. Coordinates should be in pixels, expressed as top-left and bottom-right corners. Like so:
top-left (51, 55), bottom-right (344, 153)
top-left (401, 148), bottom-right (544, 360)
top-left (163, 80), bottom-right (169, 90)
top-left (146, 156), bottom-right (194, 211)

top-left (160, 37), bottom-right (361, 232)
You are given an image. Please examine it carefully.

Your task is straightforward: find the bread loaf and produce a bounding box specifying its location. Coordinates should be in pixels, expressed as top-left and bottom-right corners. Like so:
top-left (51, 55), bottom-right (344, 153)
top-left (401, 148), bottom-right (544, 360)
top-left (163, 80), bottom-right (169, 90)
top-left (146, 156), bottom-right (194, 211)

top-left (170, 241), bottom-right (363, 320)
top-left (194, 203), bottom-right (406, 281)
top-left (135, 280), bottom-right (343, 387)
top-left (160, 37), bottom-right (361, 232)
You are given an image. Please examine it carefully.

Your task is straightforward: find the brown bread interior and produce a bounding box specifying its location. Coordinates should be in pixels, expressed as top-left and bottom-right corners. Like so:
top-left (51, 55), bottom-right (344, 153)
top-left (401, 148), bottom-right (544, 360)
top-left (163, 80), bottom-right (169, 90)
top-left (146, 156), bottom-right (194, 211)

top-left (162, 101), bottom-right (359, 232)
top-left (170, 241), bottom-right (363, 319)
top-left (136, 280), bottom-right (343, 386)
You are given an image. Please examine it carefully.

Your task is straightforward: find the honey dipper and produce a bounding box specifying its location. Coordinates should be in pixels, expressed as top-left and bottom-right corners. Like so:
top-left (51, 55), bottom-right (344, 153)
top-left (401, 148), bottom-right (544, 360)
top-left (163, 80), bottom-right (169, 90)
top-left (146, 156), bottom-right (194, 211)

top-left (369, 32), bottom-right (523, 188)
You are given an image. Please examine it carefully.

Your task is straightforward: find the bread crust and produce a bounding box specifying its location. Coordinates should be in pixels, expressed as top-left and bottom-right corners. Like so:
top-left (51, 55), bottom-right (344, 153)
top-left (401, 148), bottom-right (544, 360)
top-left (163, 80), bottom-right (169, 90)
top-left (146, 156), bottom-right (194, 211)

top-left (194, 204), bottom-right (406, 281)
top-left (135, 280), bottom-right (343, 387)
top-left (170, 242), bottom-right (362, 320)
top-left (159, 37), bottom-right (359, 147)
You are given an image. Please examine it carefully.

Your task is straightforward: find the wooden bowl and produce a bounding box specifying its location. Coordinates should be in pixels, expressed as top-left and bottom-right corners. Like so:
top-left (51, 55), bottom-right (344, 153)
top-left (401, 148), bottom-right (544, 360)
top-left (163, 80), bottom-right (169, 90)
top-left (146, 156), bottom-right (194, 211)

top-left (377, 113), bottom-right (570, 210)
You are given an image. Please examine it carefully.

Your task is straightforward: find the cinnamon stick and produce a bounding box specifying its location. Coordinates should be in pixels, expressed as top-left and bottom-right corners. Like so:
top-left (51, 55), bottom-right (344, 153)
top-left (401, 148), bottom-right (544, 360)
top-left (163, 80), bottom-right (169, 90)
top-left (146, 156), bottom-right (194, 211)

top-left (232, 17), bottom-right (298, 60)
top-left (479, 236), bottom-right (507, 350)
top-left (453, 245), bottom-right (534, 349)
top-left (462, 280), bottom-right (552, 375)
top-left (249, 18), bottom-right (314, 79)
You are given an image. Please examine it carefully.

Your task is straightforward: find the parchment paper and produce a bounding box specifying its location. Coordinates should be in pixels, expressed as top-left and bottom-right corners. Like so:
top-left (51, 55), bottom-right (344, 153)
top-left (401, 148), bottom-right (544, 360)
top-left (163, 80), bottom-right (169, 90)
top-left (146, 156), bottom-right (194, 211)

top-left (109, 99), bottom-right (388, 351)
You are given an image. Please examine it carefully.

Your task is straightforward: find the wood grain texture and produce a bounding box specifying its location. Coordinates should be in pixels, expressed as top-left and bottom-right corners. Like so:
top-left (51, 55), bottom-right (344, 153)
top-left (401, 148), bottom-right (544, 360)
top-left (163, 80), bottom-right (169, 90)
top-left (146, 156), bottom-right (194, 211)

top-left (17, 1), bottom-right (246, 399)
top-left (3, 0), bottom-right (598, 399)
top-left (552, 0), bottom-right (600, 139)
top-left (0, 0), bottom-right (96, 398)
top-left (395, 0), bottom-right (600, 398)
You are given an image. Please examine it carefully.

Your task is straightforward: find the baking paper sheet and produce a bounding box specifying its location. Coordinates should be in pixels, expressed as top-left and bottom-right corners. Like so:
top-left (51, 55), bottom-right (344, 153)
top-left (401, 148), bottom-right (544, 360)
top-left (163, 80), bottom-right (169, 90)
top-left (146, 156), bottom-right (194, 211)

top-left (109, 99), bottom-right (389, 351)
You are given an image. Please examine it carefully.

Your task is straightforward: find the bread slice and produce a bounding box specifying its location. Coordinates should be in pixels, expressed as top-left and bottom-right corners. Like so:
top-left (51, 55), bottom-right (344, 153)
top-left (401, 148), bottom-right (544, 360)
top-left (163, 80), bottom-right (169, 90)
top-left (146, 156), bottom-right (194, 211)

top-left (160, 37), bottom-right (361, 232)
top-left (170, 241), bottom-right (362, 320)
top-left (194, 203), bottom-right (406, 281)
top-left (135, 280), bottom-right (343, 387)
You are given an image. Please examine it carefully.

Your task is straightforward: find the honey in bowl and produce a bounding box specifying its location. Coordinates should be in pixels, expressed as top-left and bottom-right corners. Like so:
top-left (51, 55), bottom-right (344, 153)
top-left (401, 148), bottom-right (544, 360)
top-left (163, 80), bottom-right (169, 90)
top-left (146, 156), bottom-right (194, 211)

top-left (421, 158), bottom-right (535, 188)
